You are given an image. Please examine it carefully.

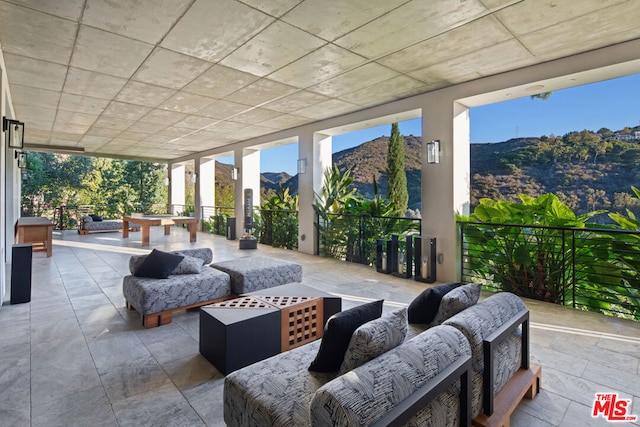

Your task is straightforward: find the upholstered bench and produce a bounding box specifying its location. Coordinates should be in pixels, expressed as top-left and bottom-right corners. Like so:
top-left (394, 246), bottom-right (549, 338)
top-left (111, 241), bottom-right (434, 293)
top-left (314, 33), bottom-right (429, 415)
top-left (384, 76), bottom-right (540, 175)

top-left (123, 248), bottom-right (232, 327)
top-left (210, 256), bottom-right (303, 294)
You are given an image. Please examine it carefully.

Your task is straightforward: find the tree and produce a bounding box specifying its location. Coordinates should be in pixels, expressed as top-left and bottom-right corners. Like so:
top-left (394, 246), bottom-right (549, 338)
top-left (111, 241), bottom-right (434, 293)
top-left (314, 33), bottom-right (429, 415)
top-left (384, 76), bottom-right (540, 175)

top-left (386, 123), bottom-right (408, 215)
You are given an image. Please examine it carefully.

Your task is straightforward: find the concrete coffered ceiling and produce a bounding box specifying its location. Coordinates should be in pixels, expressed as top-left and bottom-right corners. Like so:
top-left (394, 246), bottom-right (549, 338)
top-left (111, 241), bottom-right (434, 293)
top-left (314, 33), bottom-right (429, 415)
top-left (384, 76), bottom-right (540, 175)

top-left (1, 0), bottom-right (639, 161)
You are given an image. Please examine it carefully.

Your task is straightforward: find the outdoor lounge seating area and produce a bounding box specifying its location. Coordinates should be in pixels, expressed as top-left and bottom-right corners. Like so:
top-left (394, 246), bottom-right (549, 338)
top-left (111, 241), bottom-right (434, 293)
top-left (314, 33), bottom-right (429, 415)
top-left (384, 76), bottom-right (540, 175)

top-left (1, 227), bottom-right (638, 426)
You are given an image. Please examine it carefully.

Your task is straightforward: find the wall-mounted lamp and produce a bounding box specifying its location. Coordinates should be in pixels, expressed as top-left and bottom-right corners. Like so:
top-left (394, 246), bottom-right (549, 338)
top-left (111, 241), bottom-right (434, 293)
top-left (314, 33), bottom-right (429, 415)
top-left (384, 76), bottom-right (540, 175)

top-left (297, 158), bottom-right (307, 174)
top-left (15, 151), bottom-right (27, 169)
top-left (190, 172), bottom-right (197, 184)
top-left (3, 117), bottom-right (25, 149)
top-left (231, 167), bottom-right (239, 181)
top-left (164, 177), bottom-right (170, 186)
top-left (426, 140), bottom-right (440, 164)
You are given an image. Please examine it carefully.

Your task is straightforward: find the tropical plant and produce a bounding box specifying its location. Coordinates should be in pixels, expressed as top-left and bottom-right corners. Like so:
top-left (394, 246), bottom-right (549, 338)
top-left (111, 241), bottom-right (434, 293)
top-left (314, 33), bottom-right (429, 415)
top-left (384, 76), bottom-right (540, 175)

top-left (257, 185), bottom-right (299, 249)
top-left (458, 194), bottom-right (603, 302)
top-left (314, 167), bottom-right (417, 264)
top-left (459, 192), bottom-right (640, 320)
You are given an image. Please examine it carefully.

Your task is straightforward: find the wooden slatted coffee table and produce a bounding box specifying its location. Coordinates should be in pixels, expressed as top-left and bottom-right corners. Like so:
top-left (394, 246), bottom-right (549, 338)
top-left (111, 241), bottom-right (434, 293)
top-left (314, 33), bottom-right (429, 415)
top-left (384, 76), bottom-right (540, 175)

top-left (199, 285), bottom-right (340, 374)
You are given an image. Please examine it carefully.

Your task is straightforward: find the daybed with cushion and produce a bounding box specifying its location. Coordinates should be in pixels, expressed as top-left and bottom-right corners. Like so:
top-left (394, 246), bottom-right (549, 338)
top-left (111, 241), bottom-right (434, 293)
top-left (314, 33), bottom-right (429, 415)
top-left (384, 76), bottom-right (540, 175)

top-left (123, 248), bottom-right (232, 328)
top-left (79, 214), bottom-right (140, 234)
top-left (224, 283), bottom-right (541, 427)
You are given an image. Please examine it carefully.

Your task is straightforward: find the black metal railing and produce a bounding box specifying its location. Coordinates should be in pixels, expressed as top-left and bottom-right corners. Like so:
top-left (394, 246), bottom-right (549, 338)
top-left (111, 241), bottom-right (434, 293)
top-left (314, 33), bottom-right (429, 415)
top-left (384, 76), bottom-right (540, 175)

top-left (50, 203), bottom-right (168, 230)
top-left (255, 209), bottom-right (299, 249)
top-left (316, 213), bottom-right (421, 266)
top-left (459, 221), bottom-right (640, 321)
top-left (201, 206), bottom-right (234, 236)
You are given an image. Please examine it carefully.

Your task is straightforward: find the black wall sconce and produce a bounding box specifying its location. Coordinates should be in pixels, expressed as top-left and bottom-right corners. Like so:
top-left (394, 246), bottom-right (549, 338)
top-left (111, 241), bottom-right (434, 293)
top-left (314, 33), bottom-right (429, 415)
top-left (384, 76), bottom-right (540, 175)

top-left (426, 139), bottom-right (440, 164)
top-left (3, 117), bottom-right (25, 149)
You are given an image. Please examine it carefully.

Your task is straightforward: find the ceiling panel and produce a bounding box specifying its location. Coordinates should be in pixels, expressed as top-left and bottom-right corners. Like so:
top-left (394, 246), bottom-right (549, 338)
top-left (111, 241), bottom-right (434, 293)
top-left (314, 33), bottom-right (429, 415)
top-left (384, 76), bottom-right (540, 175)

top-left (281, 0), bottom-right (408, 42)
top-left (268, 43), bottom-right (367, 88)
top-left (82, 0), bottom-right (192, 44)
top-left (160, 0), bottom-right (274, 62)
top-left (4, 53), bottom-right (67, 91)
top-left (183, 65), bottom-right (260, 99)
top-left (9, 85), bottom-right (60, 109)
top-left (114, 81), bottom-right (176, 108)
top-left (71, 26), bottom-right (154, 78)
top-left (132, 48), bottom-right (213, 90)
top-left (64, 68), bottom-right (128, 100)
top-left (334, 0), bottom-right (490, 59)
top-left (0, 1), bottom-right (77, 65)
top-left (220, 21), bottom-right (326, 77)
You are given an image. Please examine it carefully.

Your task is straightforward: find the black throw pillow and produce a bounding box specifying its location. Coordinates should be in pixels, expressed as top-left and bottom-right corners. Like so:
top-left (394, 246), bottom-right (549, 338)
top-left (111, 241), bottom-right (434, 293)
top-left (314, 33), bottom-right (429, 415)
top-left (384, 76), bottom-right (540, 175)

top-left (309, 299), bottom-right (383, 372)
top-left (407, 282), bottom-right (462, 324)
top-left (134, 249), bottom-right (184, 279)
top-left (89, 214), bottom-right (103, 222)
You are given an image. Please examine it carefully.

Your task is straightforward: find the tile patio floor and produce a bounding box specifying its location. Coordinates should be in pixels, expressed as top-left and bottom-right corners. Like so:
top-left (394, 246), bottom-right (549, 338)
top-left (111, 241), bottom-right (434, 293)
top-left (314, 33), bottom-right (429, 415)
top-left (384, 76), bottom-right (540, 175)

top-left (1, 227), bottom-right (639, 426)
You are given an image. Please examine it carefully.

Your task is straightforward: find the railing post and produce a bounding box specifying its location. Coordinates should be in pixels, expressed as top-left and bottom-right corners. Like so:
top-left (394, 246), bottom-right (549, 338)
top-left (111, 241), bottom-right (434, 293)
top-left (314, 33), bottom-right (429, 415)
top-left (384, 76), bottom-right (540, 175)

top-left (571, 229), bottom-right (576, 309)
top-left (59, 206), bottom-right (65, 230)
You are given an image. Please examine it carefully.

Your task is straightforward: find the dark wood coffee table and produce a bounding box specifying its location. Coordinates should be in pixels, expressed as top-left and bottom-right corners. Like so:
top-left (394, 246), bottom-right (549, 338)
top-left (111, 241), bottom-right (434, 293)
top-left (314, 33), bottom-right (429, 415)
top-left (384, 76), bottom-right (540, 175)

top-left (199, 284), bottom-right (341, 375)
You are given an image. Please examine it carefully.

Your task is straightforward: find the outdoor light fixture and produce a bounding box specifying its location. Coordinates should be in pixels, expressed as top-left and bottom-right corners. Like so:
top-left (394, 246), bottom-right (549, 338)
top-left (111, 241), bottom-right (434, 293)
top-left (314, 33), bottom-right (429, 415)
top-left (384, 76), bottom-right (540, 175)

top-left (297, 158), bottom-right (307, 174)
top-left (426, 140), bottom-right (440, 164)
top-left (15, 151), bottom-right (27, 169)
top-left (231, 167), bottom-right (239, 180)
top-left (190, 172), bottom-right (197, 184)
top-left (3, 117), bottom-right (25, 149)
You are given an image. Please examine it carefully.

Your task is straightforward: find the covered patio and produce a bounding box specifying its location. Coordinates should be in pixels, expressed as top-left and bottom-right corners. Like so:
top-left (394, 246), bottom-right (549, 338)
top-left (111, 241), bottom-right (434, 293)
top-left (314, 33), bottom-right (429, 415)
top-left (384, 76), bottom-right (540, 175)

top-left (1, 228), bottom-right (638, 426)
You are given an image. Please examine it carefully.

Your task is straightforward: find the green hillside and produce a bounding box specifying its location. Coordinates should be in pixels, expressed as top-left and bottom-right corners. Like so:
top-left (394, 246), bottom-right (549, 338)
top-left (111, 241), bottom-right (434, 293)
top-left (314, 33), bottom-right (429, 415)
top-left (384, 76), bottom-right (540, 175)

top-left (251, 128), bottom-right (640, 217)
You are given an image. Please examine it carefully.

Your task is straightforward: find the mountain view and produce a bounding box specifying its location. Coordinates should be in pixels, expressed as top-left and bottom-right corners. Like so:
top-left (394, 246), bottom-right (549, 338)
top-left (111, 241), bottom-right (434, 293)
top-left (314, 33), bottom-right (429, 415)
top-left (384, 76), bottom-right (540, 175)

top-left (218, 126), bottom-right (640, 218)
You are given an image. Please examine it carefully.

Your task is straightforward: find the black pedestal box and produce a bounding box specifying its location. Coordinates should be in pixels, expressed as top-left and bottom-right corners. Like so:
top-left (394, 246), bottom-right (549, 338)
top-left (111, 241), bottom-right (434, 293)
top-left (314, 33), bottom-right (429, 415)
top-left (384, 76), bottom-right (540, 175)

top-left (226, 217), bottom-right (236, 240)
top-left (11, 244), bottom-right (32, 304)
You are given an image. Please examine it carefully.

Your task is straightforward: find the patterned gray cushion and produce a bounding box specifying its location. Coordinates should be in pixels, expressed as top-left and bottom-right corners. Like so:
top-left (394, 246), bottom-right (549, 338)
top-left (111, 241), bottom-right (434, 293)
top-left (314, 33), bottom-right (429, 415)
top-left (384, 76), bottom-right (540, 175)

top-left (224, 340), bottom-right (338, 427)
top-left (431, 283), bottom-right (481, 326)
top-left (123, 266), bottom-right (231, 314)
top-left (211, 256), bottom-right (302, 294)
top-left (443, 292), bottom-right (525, 417)
top-left (310, 325), bottom-right (471, 426)
top-left (172, 253), bottom-right (205, 275)
top-left (339, 307), bottom-right (408, 374)
top-left (129, 248), bottom-right (213, 275)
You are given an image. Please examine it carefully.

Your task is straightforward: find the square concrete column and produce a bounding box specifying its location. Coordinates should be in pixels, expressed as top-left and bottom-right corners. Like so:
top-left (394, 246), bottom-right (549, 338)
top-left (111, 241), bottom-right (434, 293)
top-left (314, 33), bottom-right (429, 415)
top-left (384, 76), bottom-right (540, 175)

top-left (421, 101), bottom-right (470, 282)
top-left (298, 132), bottom-right (332, 254)
top-left (170, 163), bottom-right (186, 215)
top-left (198, 158), bottom-right (216, 226)
top-left (234, 149), bottom-right (260, 238)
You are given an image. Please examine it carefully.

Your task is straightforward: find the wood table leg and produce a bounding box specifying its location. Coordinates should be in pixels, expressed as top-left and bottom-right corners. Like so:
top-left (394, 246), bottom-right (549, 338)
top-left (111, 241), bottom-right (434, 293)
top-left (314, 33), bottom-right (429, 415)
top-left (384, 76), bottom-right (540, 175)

top-left (142, 225), bottom-right (150, 247)
top-left (46, 225), bottom-right (52, 257)
top-left (164, 225), bottom-right (171, 235)
top-left (122, 218), bottom-right (129, 238)
top-left (189, 223), bottom-right (197, 243)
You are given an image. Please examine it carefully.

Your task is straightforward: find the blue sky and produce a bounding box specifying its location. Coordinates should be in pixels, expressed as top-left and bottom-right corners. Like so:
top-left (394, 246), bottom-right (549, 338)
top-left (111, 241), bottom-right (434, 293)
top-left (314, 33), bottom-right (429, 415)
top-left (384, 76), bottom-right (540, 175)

top-left (237, 73), bottom-right (640, 175)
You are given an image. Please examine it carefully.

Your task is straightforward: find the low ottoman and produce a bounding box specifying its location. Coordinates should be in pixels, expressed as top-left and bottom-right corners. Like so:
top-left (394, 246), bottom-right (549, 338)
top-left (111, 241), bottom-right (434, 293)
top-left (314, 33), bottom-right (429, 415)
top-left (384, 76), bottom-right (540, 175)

top-left (210, 256), bottom-right (303, 294)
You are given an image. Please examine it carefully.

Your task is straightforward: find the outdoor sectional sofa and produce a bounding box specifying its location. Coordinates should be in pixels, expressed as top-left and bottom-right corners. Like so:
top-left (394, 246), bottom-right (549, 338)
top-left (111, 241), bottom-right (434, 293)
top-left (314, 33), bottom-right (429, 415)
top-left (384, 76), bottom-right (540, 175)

top-left (78, 215), bottom-right (140, 234)
top-left (123, 251), bottom-right (304, 328)
top-left (123, 248), bottom-right (232, 327)
top-left (224, 286), bottom-right (540, 426)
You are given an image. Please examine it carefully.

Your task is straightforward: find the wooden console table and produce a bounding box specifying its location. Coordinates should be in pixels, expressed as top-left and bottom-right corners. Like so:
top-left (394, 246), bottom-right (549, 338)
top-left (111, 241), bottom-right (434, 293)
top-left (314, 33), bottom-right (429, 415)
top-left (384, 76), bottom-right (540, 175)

top-left (122, 215), bottom-right (197, 247)
top-left (16, 217), bottom-right (53, 257)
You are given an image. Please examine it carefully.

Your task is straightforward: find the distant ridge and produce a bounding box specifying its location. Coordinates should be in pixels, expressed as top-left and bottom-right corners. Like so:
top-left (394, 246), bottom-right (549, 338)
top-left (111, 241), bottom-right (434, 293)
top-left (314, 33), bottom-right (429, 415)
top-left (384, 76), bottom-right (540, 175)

top-left (217, 127), bottom-right (640, 216)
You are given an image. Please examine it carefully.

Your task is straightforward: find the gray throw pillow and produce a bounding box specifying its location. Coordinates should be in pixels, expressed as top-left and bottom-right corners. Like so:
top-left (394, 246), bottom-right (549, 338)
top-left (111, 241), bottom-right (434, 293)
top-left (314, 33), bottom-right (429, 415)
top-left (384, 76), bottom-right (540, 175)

top-left (171, 253), bottom-right (205, 275)
top-left (430, 283), bottom-right (482, 326)
top-left (339, 306), bottom-right (408, 374)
